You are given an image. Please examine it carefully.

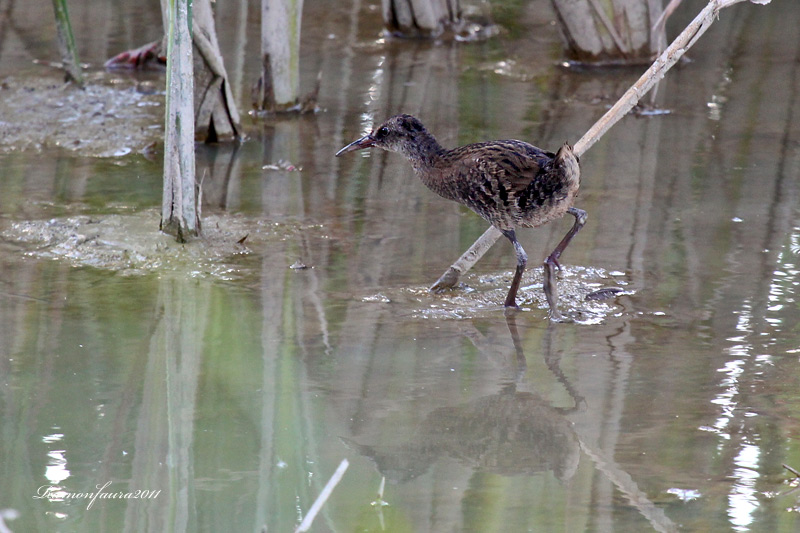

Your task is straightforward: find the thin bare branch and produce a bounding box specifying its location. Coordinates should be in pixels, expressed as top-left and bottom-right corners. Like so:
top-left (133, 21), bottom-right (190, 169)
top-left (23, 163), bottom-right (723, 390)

top-left (295, 459), bottom-right (350, 533)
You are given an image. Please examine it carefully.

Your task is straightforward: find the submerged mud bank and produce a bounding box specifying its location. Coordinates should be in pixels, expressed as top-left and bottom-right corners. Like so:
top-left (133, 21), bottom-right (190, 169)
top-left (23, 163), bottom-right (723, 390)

top-left (0, 74), bottom-right (163, 157)
top-left (1, 211), bottom-right (275, 279)
top-left (1, 210), bottom-right (632, 322)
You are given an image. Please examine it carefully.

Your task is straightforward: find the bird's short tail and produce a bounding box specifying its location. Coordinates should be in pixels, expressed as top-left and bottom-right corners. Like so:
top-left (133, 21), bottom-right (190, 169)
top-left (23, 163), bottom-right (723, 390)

top-left (555, 142), bottom-right (577, 163)
top-left (555, 142), bottom-right (580, 188)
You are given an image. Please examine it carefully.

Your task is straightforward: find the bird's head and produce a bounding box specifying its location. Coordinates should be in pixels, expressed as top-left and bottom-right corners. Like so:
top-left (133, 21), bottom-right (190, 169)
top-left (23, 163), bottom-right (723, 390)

top-left (336, 114), bottom-right (433, 158)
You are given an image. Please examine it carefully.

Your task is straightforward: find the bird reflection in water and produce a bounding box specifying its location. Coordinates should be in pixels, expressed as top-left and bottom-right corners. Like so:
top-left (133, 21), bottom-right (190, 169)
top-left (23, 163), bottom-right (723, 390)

top-left (342, 316), bottom-right (584, 484)
top-left (343, 318), bottom-right (680, 532)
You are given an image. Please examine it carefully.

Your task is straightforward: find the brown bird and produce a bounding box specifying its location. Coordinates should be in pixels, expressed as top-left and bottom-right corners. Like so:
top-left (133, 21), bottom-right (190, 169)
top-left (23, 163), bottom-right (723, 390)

top-left (336, 114), bottom-right (585, 317)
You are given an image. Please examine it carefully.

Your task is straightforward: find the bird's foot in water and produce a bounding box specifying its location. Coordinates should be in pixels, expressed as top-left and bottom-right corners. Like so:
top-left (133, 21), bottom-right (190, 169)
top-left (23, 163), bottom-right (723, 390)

top-left (543, 259), bottom-right (566, 321)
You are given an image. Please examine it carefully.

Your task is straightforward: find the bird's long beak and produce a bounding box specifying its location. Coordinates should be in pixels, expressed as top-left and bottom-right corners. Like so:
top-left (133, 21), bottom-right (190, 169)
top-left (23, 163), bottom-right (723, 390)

top-left (335, 134), bottom-right (376, 157)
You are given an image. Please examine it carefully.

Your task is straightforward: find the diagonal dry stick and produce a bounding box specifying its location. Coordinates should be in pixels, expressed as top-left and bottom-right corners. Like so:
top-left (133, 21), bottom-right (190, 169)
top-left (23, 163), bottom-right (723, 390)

top-left (430, 0), bottom-right (772, 293)
top-left (295, 458), bottom-right (350, 533)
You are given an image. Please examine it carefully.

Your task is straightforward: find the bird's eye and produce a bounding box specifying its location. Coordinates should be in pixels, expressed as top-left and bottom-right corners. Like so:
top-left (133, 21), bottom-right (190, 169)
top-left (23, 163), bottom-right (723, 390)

top-left (375, 126), bottom-right (389, 139)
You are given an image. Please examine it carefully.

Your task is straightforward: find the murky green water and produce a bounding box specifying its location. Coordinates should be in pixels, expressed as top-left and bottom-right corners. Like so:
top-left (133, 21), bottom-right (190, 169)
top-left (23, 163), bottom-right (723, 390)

top-left (2, 1), bottom-right (800, 532)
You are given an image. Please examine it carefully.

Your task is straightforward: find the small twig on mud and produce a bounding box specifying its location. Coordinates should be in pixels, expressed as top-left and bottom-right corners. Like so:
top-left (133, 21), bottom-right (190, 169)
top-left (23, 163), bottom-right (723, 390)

top-left (371, 475), bottom-right (389, 507)
top-left (783, 463), bottom-right (800, 478)
top-left (377, 475), bottom-right (386, 500)
top-left (295, 458), bottom-right (349, 533)
top-left (371, 475), bottom-right (389, 530)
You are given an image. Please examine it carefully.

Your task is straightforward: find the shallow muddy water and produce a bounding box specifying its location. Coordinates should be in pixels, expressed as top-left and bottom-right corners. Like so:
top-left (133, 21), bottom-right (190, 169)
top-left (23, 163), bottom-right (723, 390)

top-left (1, 1), bottom-right (800, 532)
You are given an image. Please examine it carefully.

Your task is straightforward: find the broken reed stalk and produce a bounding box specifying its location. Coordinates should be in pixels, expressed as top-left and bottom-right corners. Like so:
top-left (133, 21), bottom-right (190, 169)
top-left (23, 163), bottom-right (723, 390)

top-left (161, 0), bottom-right (199, 242)
top-left (377, 475), bottom-right (386, 500)
top-left (430, 0), bottom-right (772, 291)
top-left (295, 458), bottom-right (349, 533)
top-left (51, 0), bottom-right (84, 87)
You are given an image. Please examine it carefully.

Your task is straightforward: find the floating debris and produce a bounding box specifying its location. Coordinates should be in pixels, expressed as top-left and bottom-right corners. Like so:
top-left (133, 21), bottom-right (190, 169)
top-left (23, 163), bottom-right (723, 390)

top-left (362, 293), bottom-right (391, 304)
top-left (631, 103), bottom-right (672, 117)
top-left (585, 287), bottom-right (625, 301)
top-left (262, 160), bottom-right (302, 171)
top-left (666, 488), bottom-right (702, 502)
